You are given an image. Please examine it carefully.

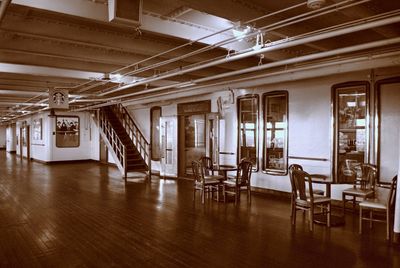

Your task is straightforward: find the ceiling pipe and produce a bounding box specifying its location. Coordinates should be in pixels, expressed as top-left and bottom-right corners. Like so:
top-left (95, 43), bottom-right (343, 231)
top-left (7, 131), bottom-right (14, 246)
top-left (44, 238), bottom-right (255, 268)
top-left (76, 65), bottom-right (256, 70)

top-left (74, 50), bottom-right (400, 110)
top-left (78, 0), bottom-right (367, 95)
top-left (108, 39), bottom-right (400, 101)
top-left (0, 0), bottom-right (11, 24)
top-left (100, 12), bottom-right (400, 96)
top-left (73, 37), bottom-right (400, 111)
top-left (121, 51), bottom-right (400, 107)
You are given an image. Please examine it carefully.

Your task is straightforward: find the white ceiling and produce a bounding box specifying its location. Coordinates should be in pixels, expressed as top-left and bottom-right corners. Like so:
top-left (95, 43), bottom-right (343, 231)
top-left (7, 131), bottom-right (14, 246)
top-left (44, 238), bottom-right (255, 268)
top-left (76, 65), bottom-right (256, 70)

top-left (0, 0), bottom-right (399, 122)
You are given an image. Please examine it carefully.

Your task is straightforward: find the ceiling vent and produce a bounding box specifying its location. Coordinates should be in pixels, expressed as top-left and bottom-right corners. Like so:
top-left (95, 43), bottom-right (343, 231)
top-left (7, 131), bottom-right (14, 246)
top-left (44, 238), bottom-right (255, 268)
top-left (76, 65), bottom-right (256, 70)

top-left (307, 0), bottom-right (326, 9)
top-left (108, 0), bottom-right (142, 26)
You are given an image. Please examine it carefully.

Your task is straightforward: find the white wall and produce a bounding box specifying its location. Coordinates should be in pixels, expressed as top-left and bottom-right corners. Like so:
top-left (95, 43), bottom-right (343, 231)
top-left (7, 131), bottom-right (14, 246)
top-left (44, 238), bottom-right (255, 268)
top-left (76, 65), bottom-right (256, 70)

top-left (30, 113), bottom-right (51, 162)
top-left (14, 111), bottom-right (100, 162)
top-left (0, 125), bottom-right (6, 149)
top-left (50, 112), bottom-right (93, 161)
top-left (394, 128), bottom-right (400, 234)
top-left (90, 116), bottom-right (100, 161)
top-left (128, 67), bottom-right (400, 200)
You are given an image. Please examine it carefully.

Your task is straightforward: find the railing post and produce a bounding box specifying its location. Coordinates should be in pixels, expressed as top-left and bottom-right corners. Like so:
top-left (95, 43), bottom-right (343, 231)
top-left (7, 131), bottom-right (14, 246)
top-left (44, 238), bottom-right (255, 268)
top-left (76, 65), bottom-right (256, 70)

top-left (148, 144), bottom-right (152, 181)
top-left (124, 145), bottom-right (127, 179)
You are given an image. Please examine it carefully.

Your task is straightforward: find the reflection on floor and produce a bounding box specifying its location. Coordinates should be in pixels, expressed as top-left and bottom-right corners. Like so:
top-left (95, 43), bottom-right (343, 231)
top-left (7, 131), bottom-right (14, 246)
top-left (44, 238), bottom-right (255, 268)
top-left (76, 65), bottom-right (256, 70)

top-left (0, 152), bottom-right (399, 267)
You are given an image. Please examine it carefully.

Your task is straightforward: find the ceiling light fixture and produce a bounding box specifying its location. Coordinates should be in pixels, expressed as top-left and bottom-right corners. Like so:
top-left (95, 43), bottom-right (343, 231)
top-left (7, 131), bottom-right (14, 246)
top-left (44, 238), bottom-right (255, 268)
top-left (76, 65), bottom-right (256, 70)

top-left (307, 0), bottom-right (326, 10)
top-left (232, 24), bottom-right (252, 41)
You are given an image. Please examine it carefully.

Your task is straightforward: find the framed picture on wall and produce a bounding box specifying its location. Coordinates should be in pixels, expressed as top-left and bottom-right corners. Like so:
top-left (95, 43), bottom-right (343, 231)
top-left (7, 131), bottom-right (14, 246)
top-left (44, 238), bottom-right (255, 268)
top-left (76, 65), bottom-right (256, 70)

top-left (21, 121), bottom-right (27, 146)
top-left (33, 118), bottom-right (42, 140)
top-left (56, 116), bottom-right (80, 147)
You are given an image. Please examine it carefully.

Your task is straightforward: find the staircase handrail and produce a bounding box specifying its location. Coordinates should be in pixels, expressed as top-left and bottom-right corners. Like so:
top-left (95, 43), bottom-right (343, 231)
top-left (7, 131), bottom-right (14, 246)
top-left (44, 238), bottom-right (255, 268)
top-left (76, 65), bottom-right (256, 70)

top-left (98, 108), bottom-right (127, 177)
top-left (110, 104), bottom-right (151, 168)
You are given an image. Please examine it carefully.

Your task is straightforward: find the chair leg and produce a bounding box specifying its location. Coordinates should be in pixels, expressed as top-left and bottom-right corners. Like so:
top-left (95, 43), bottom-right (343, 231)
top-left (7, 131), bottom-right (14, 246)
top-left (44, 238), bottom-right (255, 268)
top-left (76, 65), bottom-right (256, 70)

top-left (223, 185), bottom-right (226, 203)
top-left (327, 203), bottom-right (331, 227)
top-left (369, 210), bottom-right (373, 229)
top-left (386, 209), bottom-right (390, 240)
top-left (234, 188), bottom-right (238, 205)
top-left (292, 207), bottom-right (297, 225)
top-left (201, 187), bottom-right (205, 204)
top-left (248, 187), bottom-right (251, 204)
top-left (342, 193), bottom-right (346, 215)
top-left (352, 196), bottom-right (356, 213)
top-left (309, 207), bottom-right (314, 231)
top-left (193, 188), bottom-right (196, 202)
top-left (359, 206), bottom-right (363, 234)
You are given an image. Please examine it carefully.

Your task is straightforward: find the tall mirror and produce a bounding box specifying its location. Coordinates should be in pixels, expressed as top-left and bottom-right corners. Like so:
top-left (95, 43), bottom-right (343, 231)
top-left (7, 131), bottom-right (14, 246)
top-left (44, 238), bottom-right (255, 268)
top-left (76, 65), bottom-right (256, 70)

top-left (333, 82), bottom-right (369, 183)
top-left (237, 95), bottom-right (259, 171)
top-left (263, 91), bottom-right (288, 175)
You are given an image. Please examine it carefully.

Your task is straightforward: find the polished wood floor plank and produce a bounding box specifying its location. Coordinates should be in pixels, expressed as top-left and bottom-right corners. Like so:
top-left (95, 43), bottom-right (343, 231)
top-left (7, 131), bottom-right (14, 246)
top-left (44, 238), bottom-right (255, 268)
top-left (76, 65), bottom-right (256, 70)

top-left (0, 152), bottom-right (399, 267)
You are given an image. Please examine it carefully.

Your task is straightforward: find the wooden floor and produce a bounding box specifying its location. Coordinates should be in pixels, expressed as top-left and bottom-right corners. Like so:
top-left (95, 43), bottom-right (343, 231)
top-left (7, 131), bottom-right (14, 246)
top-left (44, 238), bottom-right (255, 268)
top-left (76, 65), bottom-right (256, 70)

top-left (0, 152), bottom-right (399, 267)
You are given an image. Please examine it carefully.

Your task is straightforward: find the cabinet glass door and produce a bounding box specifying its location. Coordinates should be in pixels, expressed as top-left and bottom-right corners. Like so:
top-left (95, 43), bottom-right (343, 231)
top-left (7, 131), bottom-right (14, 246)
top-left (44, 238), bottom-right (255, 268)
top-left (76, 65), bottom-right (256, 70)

top-left (333, 82), bottom-right (369, 183)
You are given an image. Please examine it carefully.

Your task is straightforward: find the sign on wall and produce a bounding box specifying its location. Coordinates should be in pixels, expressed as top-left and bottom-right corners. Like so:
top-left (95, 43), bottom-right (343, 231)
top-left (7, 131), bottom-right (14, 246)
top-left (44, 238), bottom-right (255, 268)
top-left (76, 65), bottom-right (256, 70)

top-left (49, 89), bottom-right (69, 109)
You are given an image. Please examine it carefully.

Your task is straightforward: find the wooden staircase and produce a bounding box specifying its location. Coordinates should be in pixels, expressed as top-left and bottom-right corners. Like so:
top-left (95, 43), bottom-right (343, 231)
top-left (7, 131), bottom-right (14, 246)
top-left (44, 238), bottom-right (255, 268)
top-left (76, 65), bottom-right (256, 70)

top-left (98, 104), bottom-right (151, 179)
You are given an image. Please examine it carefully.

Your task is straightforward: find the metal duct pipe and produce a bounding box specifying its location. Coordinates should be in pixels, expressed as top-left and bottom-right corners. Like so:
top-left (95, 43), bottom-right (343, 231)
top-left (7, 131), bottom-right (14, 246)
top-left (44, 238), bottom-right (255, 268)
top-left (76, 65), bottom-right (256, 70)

top-left (104, 36), bottom-right (400, 101)
top-left (78, 0), bottom-right (368, 95)
top-left (120, 51), bottom-right (400, 107)
top-left (101, 12), bottom-right (400, 96)
top-left (0, 0), bottom-right (11, 24)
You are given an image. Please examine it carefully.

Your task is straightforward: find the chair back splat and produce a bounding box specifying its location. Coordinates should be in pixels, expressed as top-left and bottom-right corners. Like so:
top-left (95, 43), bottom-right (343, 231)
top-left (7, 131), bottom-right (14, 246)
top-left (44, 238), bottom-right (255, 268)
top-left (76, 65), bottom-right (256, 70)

top-left (222, 159), bottom-right (253, 205)
top-left (200, 156), bottom-right (214, 176)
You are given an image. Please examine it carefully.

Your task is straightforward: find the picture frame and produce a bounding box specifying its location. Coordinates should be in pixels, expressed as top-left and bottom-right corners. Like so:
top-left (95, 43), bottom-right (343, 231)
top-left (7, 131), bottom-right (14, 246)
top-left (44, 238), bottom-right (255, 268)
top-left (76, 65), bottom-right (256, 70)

top-left (33, 118), bottom-right (42, 140)
top-left (55, 116), bottom-right (80, 147)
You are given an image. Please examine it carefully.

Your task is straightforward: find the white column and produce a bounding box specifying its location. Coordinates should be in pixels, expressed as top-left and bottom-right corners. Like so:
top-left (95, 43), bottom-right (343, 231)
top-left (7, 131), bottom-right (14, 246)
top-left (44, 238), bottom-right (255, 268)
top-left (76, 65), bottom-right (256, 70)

top-left (394, 129), bottom-right (400, 235)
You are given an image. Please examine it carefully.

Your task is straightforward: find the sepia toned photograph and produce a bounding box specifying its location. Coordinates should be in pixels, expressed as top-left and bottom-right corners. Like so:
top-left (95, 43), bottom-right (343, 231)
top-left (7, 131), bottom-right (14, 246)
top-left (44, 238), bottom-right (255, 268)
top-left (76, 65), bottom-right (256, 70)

top-left (55, 116), bottom-right (80, 147)
top-left (0, 0), bottom-right (400, 267)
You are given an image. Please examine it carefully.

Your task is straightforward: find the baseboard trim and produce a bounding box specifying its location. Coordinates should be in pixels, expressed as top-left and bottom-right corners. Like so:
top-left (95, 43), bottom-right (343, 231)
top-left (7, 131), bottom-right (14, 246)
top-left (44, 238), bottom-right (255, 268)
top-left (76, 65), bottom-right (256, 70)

top-left (31, 159), bottom-right (99, 165)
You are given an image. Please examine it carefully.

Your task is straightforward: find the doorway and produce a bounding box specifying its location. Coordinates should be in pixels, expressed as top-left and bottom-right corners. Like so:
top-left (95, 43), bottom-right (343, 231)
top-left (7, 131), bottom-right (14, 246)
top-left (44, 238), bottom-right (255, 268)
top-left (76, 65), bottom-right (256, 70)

top-left (20, 124), bottom-right (30, 159)
top-left (99, 136), bottom-right (108, 164)
top-left (179, 114), bottom-right (206, 176)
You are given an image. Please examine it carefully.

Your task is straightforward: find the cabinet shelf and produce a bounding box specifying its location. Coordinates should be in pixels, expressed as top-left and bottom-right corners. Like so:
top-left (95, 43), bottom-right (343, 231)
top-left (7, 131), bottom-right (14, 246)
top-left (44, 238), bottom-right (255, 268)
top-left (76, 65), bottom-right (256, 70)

top-left (339, 127), bottom-right (365, 132)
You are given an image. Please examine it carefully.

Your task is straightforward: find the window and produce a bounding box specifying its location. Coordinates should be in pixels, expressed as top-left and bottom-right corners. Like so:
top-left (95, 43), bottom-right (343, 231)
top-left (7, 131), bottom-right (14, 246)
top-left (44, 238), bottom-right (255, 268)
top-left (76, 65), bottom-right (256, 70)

top-left (332, 82), bottom-right (369, 183)
top-left (150, 106), bottom-right (161, 161)
top-left (237, 95), bottom-right (259, 171)
top-left (263, 91), bottom-right (288, 175)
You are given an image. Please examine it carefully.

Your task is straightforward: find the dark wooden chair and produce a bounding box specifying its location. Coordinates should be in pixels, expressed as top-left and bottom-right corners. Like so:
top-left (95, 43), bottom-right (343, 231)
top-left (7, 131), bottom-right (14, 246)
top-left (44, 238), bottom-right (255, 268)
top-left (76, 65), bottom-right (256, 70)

top-left (359, 175), bottom-right (397, 240)
top-left (200, 156), bottom-right (214, 175)
top-left (192, 160), bottom-right (220, 204)
top-left (291, 169), bottom-right (331, 231)
top-left (223, 160), bottom-right (252, 204)
top-left (342, 164), bottom-right (377, 214)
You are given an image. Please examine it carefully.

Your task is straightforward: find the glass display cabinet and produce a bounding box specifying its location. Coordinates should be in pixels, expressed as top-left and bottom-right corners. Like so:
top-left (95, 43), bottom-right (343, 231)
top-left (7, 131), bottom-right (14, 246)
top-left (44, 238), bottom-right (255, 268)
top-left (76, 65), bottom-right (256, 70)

top-left (263, 91), bottom-right (288, 175)
top-left (237, 95), bottom-right (259, 171)
top-left (333, 82), bottom-right (369, 183)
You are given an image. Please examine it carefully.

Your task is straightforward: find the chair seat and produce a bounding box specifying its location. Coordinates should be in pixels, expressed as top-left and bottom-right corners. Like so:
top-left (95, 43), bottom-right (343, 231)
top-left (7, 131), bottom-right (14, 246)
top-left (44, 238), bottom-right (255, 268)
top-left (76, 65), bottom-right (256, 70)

top-left (204, 175), bottom-right (224, 181)
top-left (196, 179), bottom-right (220, 186)
top-left (313, 189), bottom-right (324, 195)
top-left (359, 199), bottom-right (387, 210)
top-left (296, 195), bottom-right (330, 207)
top-left (343, 187), bottom-right (374, 197)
